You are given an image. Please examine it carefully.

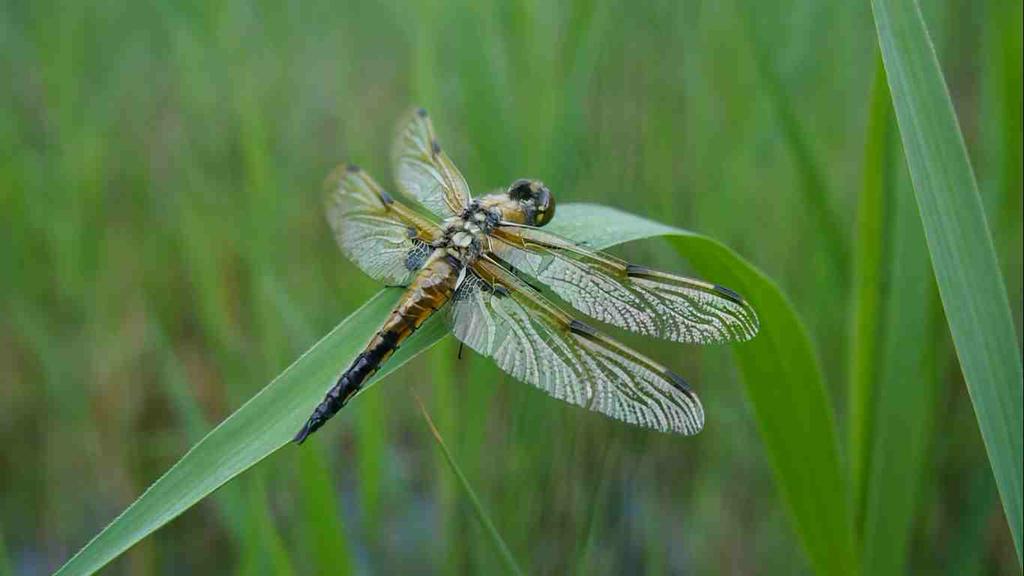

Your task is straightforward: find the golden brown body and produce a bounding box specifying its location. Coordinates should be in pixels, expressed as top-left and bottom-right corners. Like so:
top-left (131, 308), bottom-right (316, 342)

top-left (295, 178), bottom-right (551, 443)
top-left (378, 250), bottom-right (461, 346)
top-left (294, 250), bottom-right (460, 443)
top-left (299, 109), bottom-right (756, 443)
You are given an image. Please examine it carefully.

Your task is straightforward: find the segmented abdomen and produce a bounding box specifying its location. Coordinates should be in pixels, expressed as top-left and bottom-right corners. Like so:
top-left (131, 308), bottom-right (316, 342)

top-left (294, 251), bottom-right (460, 442)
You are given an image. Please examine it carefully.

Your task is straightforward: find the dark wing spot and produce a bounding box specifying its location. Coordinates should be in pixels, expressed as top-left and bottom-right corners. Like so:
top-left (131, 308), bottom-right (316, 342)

top-left (379, 189), bottom-right (394, 205)
top-left (346, 164), bottom-right (360, 173)
top-left (663, 369), bottom-right (694, 393)
top-left (713, 284), bottom-right (745, 304)
top-left (568, 319), bottom-right (599, 338)
top-left (406, 226), bottom-right (418, 239)
top-left (430, 139), bottom-right (441, 155)
top-left (625, 264), bottom-right (657, 278)
top-left (405, 242), bottom-right (430, 271)
top-left (493, 285), bottom-right (510, 298)
top-left (416, 107), bottom-right (428, 118)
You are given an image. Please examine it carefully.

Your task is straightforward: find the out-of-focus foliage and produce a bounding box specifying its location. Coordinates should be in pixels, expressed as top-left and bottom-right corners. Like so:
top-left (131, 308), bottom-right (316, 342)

top-left (0, 0), bottom-right (1019, 574)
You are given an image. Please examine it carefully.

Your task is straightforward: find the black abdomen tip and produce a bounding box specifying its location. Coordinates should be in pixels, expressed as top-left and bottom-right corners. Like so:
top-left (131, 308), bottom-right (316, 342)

top-left (293, 397), bottom-right (339, 443)
top-left (293, 419), bottom-right (317, 444)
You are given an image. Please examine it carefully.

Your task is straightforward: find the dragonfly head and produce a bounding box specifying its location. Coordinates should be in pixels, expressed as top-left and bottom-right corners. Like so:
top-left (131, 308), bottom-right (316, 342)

top-left (506, 179), bottom-right (555, 227)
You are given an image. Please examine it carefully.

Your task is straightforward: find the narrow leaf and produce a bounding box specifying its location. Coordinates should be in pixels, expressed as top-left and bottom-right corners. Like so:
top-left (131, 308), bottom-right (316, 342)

top-left (0, 523), bottom-right (12, 576)
top-left (861, 134), bottom-right (939, 574)
top-left (870, 0), bottom-right (1023, 560)
top-left (736, 1), bottom-right (850, 285)
top-left (54, 290), bottom-right (449, 576)
top-left (548, 204), bottom-right (856, 576)
top-left (57, 203), bottom-right (850, 575)
top-left (416, 396), bottom-right (523, 576)
top-left (848, 58), bottom-right (894, 531)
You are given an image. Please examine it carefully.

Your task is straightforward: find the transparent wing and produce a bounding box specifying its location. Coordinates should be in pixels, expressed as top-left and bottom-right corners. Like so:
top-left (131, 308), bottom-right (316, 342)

top-left (392, 108), bottom-right (472, 218)
top-left (489, 226), bottom-right (759, 344)
top-left (449, 257), bottom-right (704, 435)
top-left (325, 164), bottom-right (440, 285)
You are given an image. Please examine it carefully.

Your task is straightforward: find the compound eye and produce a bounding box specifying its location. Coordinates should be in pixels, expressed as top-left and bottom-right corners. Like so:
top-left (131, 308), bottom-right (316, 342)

top-left (533, 187), bottom-right (555, 227)
top-left (507, 179), bottom-right (533, 201)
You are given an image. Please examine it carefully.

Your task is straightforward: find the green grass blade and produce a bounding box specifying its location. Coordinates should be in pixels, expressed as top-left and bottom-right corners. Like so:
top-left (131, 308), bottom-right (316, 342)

top-left (0, 523), bottom-right (11, 576)
top-left (416, 396), bottom-right (523, 576)
top-left (861, 133), bottom-right (939, 575)
top-left (573, 441), bottom-right (618, 574)
top-left (56, 203), bottom-right (846, 575)
top-left (236, 475), bottom-right (296, 576)
top-left (158, 337), bottom-right (296, 575)
top-left (736, 2), bottom-right (850, 286)
top-left (851, 54), bottom-right (942, 574)
top-left (848, 58), bottom-right (894, 533)
top-left (548, 204), bottom-right (856, 576)
top-left (427, 339), bottom-right (459, 570)
top-left (260, 279), bottom-right (356, 576)
top-left (294, 446), bottom-right (354, 576)
top-left (870, 0), bottom-right (1024, 560)
top-left (53, 289), bottom-right (449, 576)
top-left (945, 468), bottom-right (999, 576)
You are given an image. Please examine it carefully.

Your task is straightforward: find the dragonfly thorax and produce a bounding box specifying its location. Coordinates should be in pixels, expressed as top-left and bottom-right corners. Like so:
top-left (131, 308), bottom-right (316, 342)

top-left (440, 202), bottom-right (500, 263)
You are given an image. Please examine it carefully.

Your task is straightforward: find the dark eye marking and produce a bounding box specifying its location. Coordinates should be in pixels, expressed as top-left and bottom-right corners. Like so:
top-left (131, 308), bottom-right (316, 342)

top-left (379, 189), bottom-right (394, 205)
top-left (346, 164), bottom-right (361, 173)
top-left (416, 108), bottom-right (428, 118)
top-left (431, 140), bottom-right (441, 155)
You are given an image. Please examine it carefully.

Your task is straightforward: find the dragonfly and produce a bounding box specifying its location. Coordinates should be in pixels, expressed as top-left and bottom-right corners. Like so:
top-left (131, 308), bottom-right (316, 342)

top-left (294, 109), bottom-right (759, 443)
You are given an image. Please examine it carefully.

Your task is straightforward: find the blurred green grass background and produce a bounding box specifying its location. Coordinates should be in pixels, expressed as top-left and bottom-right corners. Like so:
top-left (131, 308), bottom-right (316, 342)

top-left (0, 0), bottom-right (1020, 574)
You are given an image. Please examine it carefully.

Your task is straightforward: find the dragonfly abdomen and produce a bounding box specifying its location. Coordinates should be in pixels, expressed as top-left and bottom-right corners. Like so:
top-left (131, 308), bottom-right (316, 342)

top-left (294, 250), bottom-right (460, 443)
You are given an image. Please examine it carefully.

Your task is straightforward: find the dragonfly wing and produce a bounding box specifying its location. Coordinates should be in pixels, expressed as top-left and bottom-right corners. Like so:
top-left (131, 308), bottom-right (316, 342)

top-left (449, 257), bottom-right (704, 435)
top-left (489, 227), bottom-right (759, 344)
top-left (392, 108), bottom-right (472, 219)
top-left (325, 164), bottom-right (440, 285)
